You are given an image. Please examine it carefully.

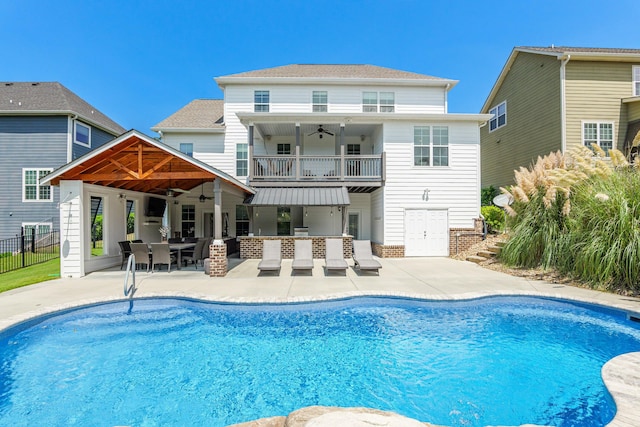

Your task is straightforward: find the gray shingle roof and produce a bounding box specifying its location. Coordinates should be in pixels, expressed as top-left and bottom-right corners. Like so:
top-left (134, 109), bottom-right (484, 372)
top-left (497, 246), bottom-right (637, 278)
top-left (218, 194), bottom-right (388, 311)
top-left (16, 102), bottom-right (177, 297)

top-left (219, 64), bottom-right (445, 80)
top-left (0, 82), bottom-right (125, 135)
top-left (152, 99), bottom-right (224, 130)
top-left (518, 46), bottom-right (640, 55)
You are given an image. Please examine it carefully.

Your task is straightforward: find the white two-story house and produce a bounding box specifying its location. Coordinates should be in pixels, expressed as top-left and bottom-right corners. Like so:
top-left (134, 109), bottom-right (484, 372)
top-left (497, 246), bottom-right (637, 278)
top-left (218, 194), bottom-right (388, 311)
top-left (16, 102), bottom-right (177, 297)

top-left (152, 64), bottom-right (490, 257)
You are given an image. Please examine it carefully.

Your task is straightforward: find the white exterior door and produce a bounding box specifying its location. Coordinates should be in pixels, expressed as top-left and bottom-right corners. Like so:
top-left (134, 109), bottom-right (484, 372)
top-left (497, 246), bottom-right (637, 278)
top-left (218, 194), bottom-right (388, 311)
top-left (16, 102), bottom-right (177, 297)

top-left (404, 209), bottom-right (449, 256)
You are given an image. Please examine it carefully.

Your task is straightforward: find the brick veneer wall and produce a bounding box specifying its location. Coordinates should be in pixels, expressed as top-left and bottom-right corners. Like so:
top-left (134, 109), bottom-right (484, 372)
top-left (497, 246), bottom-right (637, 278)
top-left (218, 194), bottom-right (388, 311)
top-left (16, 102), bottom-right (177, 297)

top-left (208, 241), bottom-right (228, 277)
top-left (371, 242), bottom-right (404, 258)
top-left (240, 236), bottom-right (353, 259)
top-left (449, 218), bottom-right (485, 256)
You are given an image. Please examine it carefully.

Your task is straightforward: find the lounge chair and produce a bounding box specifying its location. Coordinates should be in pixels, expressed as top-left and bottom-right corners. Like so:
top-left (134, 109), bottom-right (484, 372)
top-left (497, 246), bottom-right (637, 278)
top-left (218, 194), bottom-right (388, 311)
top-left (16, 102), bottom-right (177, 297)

top-left (118, 240), bottom-right (132, 270)
top-left (325, 238), bottom-right (348, 272)
top-left (129, 242), bottom-right (151, 272)
top-left (292, 239), bottom-right (313, 272)
top-left (258, 240), bottom-right (282, 273)
top-left (352, 240), bottom-right (381, 274)
top-left (150, 243), bottom-right (176, 272)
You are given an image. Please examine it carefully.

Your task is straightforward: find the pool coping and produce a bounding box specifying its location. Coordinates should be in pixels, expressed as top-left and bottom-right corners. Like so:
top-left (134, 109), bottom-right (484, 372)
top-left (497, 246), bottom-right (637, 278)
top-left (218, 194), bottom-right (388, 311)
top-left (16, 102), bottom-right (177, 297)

top-left (1, 287), bottom-right (639, 427)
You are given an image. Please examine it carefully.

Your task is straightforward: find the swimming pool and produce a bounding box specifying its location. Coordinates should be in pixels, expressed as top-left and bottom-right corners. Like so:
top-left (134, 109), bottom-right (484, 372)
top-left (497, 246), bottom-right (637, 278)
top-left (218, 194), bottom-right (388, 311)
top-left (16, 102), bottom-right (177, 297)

top-left (1, 296), bottom-right (639, 426)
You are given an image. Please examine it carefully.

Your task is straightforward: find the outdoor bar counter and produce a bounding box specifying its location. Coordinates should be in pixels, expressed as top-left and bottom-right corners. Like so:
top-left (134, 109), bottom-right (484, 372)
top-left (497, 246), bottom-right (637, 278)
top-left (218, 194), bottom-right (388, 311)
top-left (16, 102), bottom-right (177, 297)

top-left (239, 235), bottom-right (353, 259)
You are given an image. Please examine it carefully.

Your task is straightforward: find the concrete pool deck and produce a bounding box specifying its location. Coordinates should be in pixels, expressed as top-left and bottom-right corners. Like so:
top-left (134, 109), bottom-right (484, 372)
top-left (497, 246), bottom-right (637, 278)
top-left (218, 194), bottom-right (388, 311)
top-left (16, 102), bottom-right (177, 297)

top-left (1, 256), bottom-right (639, 426)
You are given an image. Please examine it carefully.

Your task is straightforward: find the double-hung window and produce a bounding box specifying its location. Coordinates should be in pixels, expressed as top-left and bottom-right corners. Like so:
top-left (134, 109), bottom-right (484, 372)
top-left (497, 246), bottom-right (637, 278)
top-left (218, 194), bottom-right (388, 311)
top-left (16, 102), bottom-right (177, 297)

top-left (414, 126), bottom-right (449, 167)
top-left (236, 143), bottom-right (248, 176)
top-left (362, 92), bottom-right (378, 112)
top-left (583, 122), bottom-right (614, 153)
top-left (23, 168), bottom-right (52, 202)
top-left (181, 205), bottom-right (195, 237)
top-left (254, 90), bottom-right (270, 112)
top-left (634, 66), bottom-right (640, 96)
top-left (179, 143), bottom-right (193, 157)
top-left (380, 92), bottom-right (395, 112)
top-left (489, 101), bottom-right (507, 132)
top-left (75, 122), bottom-right (91, 147)
top-left (312, 91), bottom-right (328, 112)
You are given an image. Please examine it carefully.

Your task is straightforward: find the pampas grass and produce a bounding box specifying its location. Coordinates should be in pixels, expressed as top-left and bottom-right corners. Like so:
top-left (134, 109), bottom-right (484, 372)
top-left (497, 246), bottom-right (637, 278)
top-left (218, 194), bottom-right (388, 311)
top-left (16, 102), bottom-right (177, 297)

top-left (498, 146), bottom-right (640, 293)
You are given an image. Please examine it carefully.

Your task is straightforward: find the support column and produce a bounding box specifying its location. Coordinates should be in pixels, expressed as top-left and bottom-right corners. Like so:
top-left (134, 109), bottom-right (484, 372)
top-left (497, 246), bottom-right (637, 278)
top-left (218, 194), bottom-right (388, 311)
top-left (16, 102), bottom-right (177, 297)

top-left (295, 123), bottom-right (301, 180)
top-left (248, 124), bottom-right (254, 179)
top-left (341, 206), bottom-right (348, 236)
top-left (340, 124), bottom-right (345, 179)
top-left (213, 179), bottom-right (222, 240)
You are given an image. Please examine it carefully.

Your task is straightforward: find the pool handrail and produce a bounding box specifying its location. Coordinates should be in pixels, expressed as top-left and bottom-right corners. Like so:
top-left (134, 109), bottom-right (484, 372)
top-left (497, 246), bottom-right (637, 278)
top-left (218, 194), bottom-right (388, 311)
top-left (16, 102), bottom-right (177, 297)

top-left (124, 253), bottom-right (136, 297)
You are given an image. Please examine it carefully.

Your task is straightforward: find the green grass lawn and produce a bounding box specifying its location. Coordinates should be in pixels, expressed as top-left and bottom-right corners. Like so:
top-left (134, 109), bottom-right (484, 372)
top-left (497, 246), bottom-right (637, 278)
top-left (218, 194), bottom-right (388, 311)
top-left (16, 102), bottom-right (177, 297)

top-left (0, 259), bottom-right (60, 293)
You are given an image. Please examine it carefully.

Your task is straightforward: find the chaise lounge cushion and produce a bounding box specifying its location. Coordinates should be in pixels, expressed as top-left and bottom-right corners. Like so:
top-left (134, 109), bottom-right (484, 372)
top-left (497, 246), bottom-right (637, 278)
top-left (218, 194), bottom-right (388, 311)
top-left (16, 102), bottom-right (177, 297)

top-left (292, 240), bottom-right (313, 271)
top-left (325, 238), bottom-right (348, 271)
top-left (352, 240), bottom-right (382, 273)
top-left (258, 240), bottom-right (282, 272)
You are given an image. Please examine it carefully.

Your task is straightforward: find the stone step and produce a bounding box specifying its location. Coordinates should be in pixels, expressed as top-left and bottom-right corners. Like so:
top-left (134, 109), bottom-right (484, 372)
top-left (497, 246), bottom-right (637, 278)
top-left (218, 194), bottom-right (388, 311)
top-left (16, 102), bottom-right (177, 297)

top-left (466, 255), bottom-right (487, 264)
top-left (494, 241), bottom-right (507, 248)
top-left (486, 245), bottom-right (502, 254)
top-left (478, 250), bottom-right (497, 258)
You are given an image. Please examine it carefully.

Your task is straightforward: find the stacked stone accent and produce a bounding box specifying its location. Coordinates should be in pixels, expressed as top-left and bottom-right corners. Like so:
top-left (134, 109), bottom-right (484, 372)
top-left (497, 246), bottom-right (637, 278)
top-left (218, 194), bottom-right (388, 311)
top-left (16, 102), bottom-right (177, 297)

top-left (208, 241), bottom-right (228, 277)
top-left (240, 236), bottom-right (353, 259)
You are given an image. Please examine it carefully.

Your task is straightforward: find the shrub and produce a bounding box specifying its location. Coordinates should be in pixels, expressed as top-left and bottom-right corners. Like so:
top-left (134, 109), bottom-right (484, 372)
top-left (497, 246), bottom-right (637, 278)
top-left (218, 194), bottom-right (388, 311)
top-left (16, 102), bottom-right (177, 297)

top-left (481, 186), bottom-right (498, 206)
top-left (480, 205), bottom-right (505, 233)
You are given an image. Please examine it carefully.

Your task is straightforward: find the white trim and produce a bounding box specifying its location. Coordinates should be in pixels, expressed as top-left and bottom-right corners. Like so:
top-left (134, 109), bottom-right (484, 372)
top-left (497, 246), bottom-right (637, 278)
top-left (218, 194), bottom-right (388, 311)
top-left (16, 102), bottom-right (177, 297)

top-left (581, 120), bottom-right (615, 153)
top-left (67, 116), bottom-right (74, 162)
top-left (236, 112), bottom-right (492, 124)
top-left (633, 65), bottom-right (640, 97)
top-left (560, 55), bottom-right (571, 152)
top-left (22, 167), bottom-right (53, 202)
top-left (216, 76), bottom-right (458, 89)
top-left (74, 121), bottom-right (91, 148)
top-left (413, 125), bottom-right (450, 167)
top-left (22, 221), bottom-right (53, 235)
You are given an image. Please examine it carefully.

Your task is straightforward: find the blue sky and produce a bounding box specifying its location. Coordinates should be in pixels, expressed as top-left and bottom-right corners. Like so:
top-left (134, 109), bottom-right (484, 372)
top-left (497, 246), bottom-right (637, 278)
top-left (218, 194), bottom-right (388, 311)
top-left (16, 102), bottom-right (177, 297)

top-left (3, 0), bottom-right (639, 133)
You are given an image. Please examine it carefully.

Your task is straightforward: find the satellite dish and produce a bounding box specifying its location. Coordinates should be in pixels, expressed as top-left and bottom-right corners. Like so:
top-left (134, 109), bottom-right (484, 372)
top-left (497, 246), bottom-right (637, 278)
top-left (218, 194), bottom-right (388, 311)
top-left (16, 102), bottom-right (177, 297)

top-left (493, 194), bottom-right (513, 207)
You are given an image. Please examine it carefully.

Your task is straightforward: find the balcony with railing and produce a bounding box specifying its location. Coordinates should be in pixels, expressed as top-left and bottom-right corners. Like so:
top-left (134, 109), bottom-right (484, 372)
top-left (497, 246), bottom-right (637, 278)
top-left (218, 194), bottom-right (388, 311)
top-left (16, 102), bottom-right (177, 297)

top-left (250, 154), bottom-right (385, 188)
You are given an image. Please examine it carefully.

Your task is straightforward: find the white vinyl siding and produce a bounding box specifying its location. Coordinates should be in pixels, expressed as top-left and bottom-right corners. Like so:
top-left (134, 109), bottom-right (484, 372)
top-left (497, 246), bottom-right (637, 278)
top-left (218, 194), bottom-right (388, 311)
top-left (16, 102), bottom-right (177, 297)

top-left (634, 66), bottom-right (640, 96)
top-left (489, 101), bottom-right (506, 132)
top-left (312, 91), bottom-right (328, 112)
top-left (583, 121), bottom-right (614, 153)
top-left (23, 168), bottom-right (53, 202)
top-left (383, 121), bottom-right (480, 245)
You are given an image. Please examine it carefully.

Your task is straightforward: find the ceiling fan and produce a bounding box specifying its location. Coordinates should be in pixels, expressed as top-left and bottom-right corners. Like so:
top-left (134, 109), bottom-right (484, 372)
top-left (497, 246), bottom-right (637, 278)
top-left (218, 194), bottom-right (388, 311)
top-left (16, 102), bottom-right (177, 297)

top-left (308, 125), bottom-right (334, 139)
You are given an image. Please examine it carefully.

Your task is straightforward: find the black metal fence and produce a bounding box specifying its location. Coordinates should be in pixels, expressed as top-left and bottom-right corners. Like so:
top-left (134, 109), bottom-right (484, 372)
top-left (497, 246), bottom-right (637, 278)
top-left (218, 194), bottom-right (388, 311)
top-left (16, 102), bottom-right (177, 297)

top-left (0, 229), bottom-right (60, 274)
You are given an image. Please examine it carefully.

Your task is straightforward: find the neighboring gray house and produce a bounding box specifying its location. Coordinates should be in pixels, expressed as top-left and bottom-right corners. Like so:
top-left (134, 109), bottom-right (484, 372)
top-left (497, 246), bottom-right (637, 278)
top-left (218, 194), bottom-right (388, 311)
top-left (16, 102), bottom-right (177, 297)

top-left (0, 82), bottom-right (125, 239)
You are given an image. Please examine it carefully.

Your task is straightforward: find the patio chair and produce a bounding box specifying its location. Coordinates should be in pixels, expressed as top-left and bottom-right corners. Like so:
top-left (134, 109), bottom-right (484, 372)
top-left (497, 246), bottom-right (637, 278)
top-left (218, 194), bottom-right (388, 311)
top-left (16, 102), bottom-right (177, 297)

top-left (352, 240), bottom-right (381, 274)
top-left (118, 240), bottom-right (132, 270)
top-left (129, 242), bottom-right (151, 272)
top-left (182, 238), bottom-right (207, 269)
top-left (292, 239), bottom-right (313, 272)
top-left (150, 243), bottom-right (177, 272)
top-left (325, 238), bottom-right (348, 273)
top-left (258, 240), bottom-right (282, 273)
top-left (200, 237), bottom-right (212, 261)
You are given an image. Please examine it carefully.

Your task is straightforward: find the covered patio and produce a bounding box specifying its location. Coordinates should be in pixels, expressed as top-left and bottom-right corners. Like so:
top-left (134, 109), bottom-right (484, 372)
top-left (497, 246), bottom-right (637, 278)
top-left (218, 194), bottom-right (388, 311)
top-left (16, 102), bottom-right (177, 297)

top-left (41, 130), bottom-right (254, 278)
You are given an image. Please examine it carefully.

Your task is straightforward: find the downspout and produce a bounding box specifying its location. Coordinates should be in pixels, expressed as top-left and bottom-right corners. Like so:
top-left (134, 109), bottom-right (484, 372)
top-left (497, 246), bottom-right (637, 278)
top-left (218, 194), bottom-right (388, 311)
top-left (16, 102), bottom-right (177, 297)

top-left (560, 55), bottom-right (571, 153)
top-left (68, 114), bottom-right (78, 163)
top-left (444, 83), bottom-right (451, 113)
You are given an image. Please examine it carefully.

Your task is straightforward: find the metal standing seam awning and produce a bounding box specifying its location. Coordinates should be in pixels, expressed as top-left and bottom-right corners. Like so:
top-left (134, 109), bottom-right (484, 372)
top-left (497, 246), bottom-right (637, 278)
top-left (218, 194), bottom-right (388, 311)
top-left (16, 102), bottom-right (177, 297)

top-left (244, 187), bottom-right (350, 206)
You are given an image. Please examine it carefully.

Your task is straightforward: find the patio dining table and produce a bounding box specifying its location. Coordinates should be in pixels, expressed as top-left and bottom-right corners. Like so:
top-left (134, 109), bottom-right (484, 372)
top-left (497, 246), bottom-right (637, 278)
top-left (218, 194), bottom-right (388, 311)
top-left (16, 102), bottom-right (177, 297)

top-left (168, 242), bottom-right (196, 270)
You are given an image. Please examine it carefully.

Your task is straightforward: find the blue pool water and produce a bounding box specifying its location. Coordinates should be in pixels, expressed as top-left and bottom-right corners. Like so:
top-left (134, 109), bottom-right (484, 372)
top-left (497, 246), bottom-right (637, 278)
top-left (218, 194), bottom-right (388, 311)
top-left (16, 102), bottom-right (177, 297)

top-left (1, 296), bottom-right (640, 427)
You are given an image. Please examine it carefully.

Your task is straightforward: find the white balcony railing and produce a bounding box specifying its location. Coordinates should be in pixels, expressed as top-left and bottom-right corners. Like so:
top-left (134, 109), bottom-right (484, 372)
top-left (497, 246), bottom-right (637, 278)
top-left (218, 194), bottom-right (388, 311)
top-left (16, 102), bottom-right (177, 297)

top-left (251, 154), bottom-right (383, 182)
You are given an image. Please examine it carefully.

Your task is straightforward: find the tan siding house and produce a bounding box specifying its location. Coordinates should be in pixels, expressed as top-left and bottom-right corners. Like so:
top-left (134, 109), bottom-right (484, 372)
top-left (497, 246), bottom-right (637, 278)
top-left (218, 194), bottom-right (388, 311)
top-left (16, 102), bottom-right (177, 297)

top-left (481, 46), bottom-right (640, 189)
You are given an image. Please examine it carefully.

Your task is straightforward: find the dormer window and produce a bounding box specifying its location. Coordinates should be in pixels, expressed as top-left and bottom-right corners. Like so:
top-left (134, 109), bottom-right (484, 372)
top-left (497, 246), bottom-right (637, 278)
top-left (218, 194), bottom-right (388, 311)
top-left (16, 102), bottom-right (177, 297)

top-left (254, 90), bottom-right (269, 112)
top-left (74, 122), bottom-right (91, 147)
top-left (312, 91), bottom-right (328, 112)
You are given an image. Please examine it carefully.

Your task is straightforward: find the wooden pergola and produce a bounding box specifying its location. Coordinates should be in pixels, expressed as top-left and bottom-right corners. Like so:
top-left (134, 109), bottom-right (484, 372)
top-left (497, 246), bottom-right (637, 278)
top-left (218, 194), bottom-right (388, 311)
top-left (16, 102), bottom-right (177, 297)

top-left (46, 131), bottom-right (248, 197)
